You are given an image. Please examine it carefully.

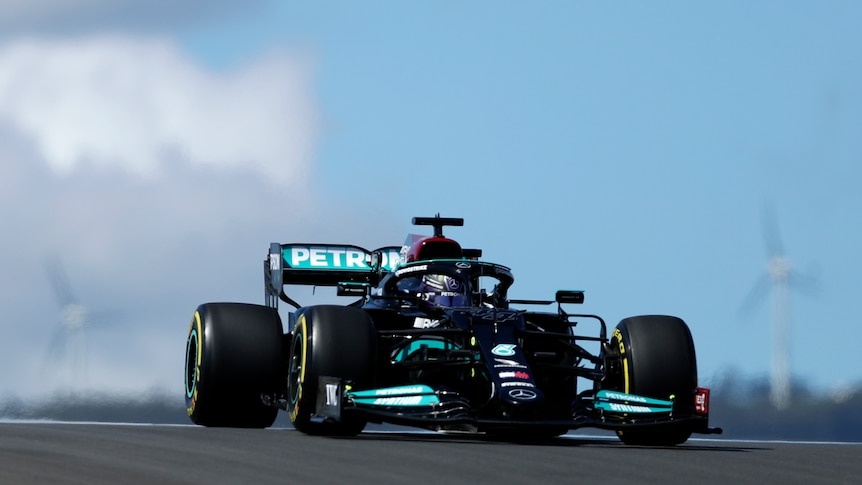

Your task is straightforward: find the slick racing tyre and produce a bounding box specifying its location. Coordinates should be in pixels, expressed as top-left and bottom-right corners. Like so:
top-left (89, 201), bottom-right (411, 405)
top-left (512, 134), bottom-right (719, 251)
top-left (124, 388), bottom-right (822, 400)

top-left (609, 315), bottom-right (698, 446)
top-left (287, 305), bottom-right (375, 436)
top-left (185, 303), bottom-right (283, 428)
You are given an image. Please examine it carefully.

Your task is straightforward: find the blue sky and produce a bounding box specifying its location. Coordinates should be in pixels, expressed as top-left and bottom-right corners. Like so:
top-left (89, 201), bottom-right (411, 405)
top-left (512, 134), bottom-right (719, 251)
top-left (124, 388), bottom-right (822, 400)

top-left (0, 1), bottom-right (859, 400)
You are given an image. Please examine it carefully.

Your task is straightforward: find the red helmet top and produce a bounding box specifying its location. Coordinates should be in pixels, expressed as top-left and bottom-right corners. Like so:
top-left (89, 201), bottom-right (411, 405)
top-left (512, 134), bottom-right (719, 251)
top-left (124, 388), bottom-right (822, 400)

top-left (403, 236), bottom-right (463, 263)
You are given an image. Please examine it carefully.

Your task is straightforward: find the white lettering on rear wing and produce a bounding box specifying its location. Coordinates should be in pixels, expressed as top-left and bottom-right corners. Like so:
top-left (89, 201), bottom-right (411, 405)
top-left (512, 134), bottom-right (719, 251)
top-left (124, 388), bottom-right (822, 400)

top-left (281, 245), bottom-right (400, 272)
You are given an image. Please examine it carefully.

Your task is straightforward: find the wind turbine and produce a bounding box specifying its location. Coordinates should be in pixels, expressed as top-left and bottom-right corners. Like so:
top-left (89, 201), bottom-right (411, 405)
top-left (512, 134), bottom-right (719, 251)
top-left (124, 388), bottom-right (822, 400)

top-left (740, 204), bottom-right (811, 410)
top-left (763, 206), bottom-right (791, 410)
top-left (44, 256), bottom-right (102, 390)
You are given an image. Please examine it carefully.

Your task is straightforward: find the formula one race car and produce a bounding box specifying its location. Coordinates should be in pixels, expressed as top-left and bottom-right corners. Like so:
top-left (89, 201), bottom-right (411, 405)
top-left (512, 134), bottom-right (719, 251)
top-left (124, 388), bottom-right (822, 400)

top-left (184, 216), bottom-right (722, 445)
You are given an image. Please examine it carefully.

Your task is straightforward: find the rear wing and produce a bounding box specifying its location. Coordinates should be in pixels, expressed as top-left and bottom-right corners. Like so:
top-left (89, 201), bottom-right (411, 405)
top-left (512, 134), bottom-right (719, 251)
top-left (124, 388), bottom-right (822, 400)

top-left (265, 243), bottom-right (401, 309)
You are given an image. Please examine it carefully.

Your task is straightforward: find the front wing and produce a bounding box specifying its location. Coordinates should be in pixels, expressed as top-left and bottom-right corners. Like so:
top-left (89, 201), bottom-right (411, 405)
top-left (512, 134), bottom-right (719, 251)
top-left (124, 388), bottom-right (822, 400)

top-left (313, 377), bottom-right (722, 435)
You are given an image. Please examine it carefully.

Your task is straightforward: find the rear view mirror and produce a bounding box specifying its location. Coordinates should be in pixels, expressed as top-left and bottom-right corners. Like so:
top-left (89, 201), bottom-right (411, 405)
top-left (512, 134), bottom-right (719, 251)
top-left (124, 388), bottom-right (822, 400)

top-left (555, 290), bottom-right (584, 304)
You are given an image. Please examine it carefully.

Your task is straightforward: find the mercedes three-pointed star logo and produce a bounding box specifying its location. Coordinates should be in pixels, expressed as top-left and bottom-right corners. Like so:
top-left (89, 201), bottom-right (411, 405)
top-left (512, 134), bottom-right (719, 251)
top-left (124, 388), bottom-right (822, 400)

top-left (508, 388), bottom-right (537, 400)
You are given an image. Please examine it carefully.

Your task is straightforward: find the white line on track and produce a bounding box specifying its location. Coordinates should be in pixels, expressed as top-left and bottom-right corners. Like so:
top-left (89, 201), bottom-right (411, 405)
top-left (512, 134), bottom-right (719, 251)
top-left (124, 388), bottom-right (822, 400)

top-left (2, 420), bottom-right (859, 445)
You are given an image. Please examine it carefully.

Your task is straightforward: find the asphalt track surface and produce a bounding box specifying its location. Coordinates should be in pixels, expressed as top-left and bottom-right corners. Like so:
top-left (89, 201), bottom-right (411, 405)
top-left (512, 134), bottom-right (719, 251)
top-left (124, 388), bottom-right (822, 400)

top-left (1, 422), bottom-right (860, 484)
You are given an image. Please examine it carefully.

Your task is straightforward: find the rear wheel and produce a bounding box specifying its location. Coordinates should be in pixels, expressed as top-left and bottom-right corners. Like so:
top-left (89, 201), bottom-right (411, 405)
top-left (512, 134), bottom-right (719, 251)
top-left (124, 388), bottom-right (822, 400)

top-left (185, 303), bottom-right (283, 428)
top-left (608, 315), bottom-right (698, 446)
top-left (287, 305), bottom-right (375, 436)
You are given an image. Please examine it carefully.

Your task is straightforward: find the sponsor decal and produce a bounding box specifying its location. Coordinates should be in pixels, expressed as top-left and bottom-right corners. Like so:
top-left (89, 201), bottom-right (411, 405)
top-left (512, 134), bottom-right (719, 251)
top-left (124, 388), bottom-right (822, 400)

top-left (468, 308), bottom-right (520, 322)
top-left (695, 387), bottom-right (710, 414)
top-left (455, 262), bottom-right (471, 269)
top-left (286, 246), bottom-right (369, 269)
top-left (394, 264), bottom-right (429, 276)
top-left (500, 382), bottom-right (535, 388)
top-left (373, 396), bottom-right (424, 406)
top-left (595, 390), bottom-right (673, 407)
top-left (593, 390), bottom-right (674, 414)
top-left (349, 385), bottom-right (441, 407)
top-left (371, 250), bottom-right (401, 271)
top-left (492, 344), bottom-right (517, 356)
top-left (374, 386), bottom-right (426, 396)
top-left (508, 388), bottom-right (538, 401)
top-left (413, 317), bottom-right (440, 329)
top-left (325, 384), bottom-right (339, 406)
top-left (602, 391), bottom-right (647, 403)
top-left (269, 252), bottom-right (281, 271)
top-left (612, 328), bottom-right (626, 354)
top-left (378, 250), bottom-right (401, 271)
top-left (606, 403), bottom-right (653, 413)
top-left (352, 395), bottom-right (439, 407)
top-left (493, 358), bottom-right (528, 369)
top-left (499, 371), bottom-right (530, 379)
top-left (283, 246), bottom-right (400, 271)
top-left (349, 385), bottom-right (435, 398)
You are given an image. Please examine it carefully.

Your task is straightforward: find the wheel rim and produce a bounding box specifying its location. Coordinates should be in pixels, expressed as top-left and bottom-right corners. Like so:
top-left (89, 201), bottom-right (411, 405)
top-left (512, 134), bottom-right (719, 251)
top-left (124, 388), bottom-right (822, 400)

top-left (287, 330), bottom-right (303, 406)
top-left (185, 328), bottom-right (198, 398)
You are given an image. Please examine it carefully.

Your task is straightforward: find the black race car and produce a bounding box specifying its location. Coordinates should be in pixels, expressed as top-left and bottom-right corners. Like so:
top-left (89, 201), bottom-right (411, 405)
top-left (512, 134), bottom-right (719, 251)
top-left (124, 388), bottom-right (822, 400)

top-left (185, 216), bottom-right (721, 445)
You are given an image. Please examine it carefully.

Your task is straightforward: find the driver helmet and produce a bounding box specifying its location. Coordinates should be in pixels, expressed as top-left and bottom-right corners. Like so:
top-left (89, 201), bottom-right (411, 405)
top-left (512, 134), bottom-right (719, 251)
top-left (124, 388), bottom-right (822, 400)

top-left (419, 274), bottom-right (468, 307)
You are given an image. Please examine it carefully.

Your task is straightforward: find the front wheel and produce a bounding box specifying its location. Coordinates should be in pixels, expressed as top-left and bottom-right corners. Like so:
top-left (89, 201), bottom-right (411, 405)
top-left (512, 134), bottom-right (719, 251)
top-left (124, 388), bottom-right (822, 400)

top-left (608, 315), bottom-right (698, 446)
top-left (287, 305), bottom-right (376, 436)
top-left (185, 303), bottom-right (283, 428)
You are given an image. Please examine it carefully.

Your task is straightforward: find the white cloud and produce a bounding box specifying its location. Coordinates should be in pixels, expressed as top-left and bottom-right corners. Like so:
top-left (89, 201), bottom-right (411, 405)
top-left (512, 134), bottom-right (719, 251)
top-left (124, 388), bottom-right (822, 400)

top-left (0, 34), bottom-right (327, 399)
top-left (0, 35), bottom-right (318, 184)
top-left (0, 14), bottom-right (401, 402)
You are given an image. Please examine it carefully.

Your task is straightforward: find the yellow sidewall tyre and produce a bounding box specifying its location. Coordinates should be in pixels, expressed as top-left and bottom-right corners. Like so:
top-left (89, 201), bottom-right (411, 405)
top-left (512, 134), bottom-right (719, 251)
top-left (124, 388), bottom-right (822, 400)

top-left (185, 302), bottom-right (283, 428)
top-left (608, 315), bottom-right (697, 446)
top-left (287, 305), bottom-right (375, 436)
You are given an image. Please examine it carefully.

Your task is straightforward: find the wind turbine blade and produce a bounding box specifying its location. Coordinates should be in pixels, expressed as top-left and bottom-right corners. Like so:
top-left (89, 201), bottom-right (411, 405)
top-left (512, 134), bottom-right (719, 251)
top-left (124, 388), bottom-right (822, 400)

top-left (86, 308), bottom-right (123, 328)
top-left (762, 202), bottom-right (785, 258)
top-left (45, 255), bottom-right (78, 308)
top-left (789, 264), bottom-right (821, 296)
top-left (738, 273), bottom-right (771, 317)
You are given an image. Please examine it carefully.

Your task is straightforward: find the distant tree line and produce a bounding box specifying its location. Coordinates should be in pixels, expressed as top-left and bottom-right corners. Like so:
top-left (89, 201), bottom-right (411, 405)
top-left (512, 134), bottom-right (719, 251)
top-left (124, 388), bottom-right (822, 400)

top-left (0, 391), bottom-right (189, 425)
top-left (708, 371), bottom-right (862, 442)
